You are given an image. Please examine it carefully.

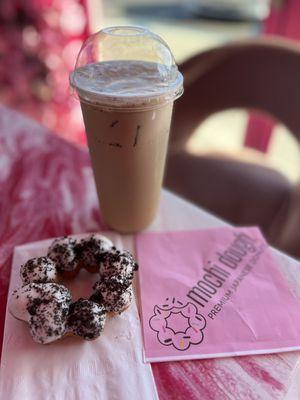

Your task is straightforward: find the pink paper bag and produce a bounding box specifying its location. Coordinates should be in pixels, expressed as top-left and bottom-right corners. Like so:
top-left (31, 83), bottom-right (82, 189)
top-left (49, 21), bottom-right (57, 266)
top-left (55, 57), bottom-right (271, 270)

top-left (136, 227), bottom-right (300, 362)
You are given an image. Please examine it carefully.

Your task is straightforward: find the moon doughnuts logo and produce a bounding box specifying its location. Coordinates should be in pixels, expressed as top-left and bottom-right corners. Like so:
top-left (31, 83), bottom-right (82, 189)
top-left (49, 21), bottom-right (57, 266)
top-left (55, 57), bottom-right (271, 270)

top-left (149, 298), bottom-right (206, 351)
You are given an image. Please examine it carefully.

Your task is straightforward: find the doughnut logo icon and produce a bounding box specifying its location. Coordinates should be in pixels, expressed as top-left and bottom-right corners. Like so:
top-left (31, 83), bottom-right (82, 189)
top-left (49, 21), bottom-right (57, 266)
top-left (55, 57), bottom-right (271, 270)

top-left (149, 298), bottom-right (206, 351)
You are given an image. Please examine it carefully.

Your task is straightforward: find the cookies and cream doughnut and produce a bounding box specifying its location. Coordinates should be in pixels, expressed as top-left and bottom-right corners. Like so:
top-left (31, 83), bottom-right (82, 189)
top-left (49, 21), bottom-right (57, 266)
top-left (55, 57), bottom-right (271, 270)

top-left (9, 283), bottom-right (72, 344)
top-left (92, 276), bottom-right (133, 313)
top-left (10, 233), bottom-right (138, 344)
top-left (47, 236), bottom-right (79, 277)
top-left (92, 285), bottom-right (133, 314)
top-left (67, 299), bottom-right (106, 340)
top-left (9, 283), bottom-right (71, 321)
top-left (91, 249), bottom-right (138, 313)
top-left (76, 234), bottom-right (113, 273)
top-left (100, 249), bottom-right (138, 281)
top-left (20, 257), bottom-right (58, 285)
top-left (109, 287), bottom-right (133, 313)
top-left (29, 299), bottom-right (70, 344)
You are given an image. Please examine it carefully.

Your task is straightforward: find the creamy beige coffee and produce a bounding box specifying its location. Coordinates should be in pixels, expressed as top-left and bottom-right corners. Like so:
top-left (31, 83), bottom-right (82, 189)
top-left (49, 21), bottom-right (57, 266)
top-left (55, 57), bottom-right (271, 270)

top-left (71, 27), bottom-right (183, 233)
top-left (76, 61), bottom-right (174, 232)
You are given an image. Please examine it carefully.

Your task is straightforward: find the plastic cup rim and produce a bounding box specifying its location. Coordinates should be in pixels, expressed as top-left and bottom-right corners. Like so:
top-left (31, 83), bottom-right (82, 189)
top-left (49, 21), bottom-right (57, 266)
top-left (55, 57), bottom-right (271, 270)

top-left (101, 25), bottom-right (149, 37)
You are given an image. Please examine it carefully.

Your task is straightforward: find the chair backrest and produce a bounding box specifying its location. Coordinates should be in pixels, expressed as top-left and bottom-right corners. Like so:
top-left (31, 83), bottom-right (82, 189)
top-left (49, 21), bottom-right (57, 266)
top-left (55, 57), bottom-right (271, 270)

top-left (170, 37), bottom-right (300, 152)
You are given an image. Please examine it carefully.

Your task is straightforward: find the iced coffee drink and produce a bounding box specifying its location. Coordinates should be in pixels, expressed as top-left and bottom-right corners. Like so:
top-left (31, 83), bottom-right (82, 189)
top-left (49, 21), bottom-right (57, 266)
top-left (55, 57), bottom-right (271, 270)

top-left (70, 27), bottom-right (183, 232)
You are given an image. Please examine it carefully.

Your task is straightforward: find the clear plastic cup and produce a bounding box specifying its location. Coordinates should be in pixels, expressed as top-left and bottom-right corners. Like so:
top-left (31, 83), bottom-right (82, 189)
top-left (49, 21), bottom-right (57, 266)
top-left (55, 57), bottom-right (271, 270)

top-left (70, 26), bottom-right (183, 233)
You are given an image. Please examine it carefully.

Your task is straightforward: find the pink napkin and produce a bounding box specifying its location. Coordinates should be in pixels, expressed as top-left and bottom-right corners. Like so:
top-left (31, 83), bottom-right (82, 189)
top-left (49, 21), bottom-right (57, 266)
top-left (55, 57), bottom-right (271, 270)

top-left (136, 227), bottom-right (300, 362)
top-left (0, 234), bottom-right (158, 400)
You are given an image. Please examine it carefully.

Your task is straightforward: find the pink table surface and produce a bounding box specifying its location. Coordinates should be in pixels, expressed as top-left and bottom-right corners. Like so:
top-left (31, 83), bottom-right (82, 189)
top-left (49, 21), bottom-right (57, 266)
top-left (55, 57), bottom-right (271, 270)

top-left (1, 105), bottom-right (300, 399)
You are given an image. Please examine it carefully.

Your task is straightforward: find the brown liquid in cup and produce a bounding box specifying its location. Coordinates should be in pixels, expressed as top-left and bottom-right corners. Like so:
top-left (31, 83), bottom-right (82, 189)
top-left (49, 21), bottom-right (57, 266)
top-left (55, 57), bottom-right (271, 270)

top-left (74, 60), bottom-right (180, 233)
top-left (80, 97), bottom-right (173, 232)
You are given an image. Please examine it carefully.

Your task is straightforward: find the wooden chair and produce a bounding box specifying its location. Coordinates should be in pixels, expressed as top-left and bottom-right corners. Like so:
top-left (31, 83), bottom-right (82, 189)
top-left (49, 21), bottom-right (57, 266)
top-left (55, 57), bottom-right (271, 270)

top-left (165, 37), bottom-right (300, 258)
top-left (245, 0), bottom-right (300, 152)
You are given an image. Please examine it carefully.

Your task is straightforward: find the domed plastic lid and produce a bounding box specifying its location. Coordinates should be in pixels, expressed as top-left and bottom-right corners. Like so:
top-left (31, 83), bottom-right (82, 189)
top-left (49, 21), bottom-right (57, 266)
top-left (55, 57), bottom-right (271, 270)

top-left (70, 26), bottom-right (183, 110)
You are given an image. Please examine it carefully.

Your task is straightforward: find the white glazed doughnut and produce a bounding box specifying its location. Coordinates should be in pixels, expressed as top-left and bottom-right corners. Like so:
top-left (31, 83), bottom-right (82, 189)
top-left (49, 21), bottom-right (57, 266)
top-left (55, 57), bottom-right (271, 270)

top-left (67, 299), bottom-right (106, 340)
top-left (20, 257), bottom-right (58, 285)
top-left (9, 283), bottom-right (72, 344)
top-left (29, 300), bottom-right (69, 344)
top-left (10, 234), bottom-right (139, 344)
top-left (47, 236), bottom-right (78, 272)
top-left (76, 234), bottom-right (113, 269)
top-left (100, 249), bottom-right (138, 281)
top-left (92, 276), bottom-right (133, 313)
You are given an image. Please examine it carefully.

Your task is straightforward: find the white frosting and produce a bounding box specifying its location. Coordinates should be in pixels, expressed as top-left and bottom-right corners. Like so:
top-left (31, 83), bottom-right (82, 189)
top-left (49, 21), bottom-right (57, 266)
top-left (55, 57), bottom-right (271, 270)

top-left (20, 257), bottom-right (57, 285)
top-left (107, 286), bottom-right (133, 313)
top-left (81, 233), bottom-right (113, 254)
top-left (10, 283), bottom-right (72, 344)
top-left (9, 288), bottom-right (31, 321)
top-left (9, 283), bottom-right (71, 322)
top-left (77, 234), bottom-right (113, 268)
top-left (91, 234), bottom-right (113, 252)
top-left (67, 299), bottom-right (106, 340)
top-left (29, 302), bottom-right (68, 344)
top-left (93, 280), bottom-right (133, 313)
top-left (100, 249), bottom-right (137, 280)
top-left (47, 236), bottom-right (78, 272)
